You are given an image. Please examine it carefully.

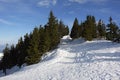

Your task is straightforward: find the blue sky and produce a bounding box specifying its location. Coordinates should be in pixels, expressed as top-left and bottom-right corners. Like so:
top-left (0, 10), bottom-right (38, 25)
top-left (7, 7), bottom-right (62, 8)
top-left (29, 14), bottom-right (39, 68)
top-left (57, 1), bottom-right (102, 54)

top-left (0, 0), bottom-right (120, 45)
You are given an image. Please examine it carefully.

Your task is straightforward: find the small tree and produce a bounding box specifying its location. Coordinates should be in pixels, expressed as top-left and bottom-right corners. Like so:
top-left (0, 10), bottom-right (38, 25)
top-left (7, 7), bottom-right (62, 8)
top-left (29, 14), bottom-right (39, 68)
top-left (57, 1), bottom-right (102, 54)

top-left (106, 17), bottom-right (119, 41)
top-left (70, 18), bottom-right (79, 39)
top-left (97, 19), bottom-right (106, 39)
top-left (2, 44), bottom-right (10, 75)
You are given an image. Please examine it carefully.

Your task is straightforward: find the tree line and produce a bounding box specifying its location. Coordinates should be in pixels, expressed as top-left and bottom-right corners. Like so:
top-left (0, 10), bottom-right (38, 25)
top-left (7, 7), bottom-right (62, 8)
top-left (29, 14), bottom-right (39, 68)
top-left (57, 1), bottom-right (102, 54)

top-left (70, 16), bottom-right (120, 41)
top-left (0, 11), bottom-right (69, 75)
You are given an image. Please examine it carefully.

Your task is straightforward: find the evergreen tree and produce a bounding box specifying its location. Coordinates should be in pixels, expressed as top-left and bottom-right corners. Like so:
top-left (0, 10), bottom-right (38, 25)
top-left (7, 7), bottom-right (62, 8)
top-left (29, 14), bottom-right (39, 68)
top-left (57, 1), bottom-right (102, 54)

top-left (70, 18), bottom-right (79, 39)
top-left (42, 26), bottom-right (51, 53)
top-left (2, 44), bottom-right (10, 75)
top-left (97, 19), bottom-right (106, 39)
top-left (47, 11), bottom-right (60, 49)
top-left (26, 27), bottom-right (40, 65)
top-left (39, 26), bottom-right (50, 54)
top-left (64, 26), bottom-right (69, 35)
top-left (16, 37), bottom-right (26, 68)
top-left (91, 16), bottom-right (97, 38)
top-left (9, 44), bottom-right (17, 67)
top-left (106, 17), bottom-right (119, 41)
top-left (58, 20), bottom-right (69, 37)
top-left (82, 15), bottom-right (97, 40)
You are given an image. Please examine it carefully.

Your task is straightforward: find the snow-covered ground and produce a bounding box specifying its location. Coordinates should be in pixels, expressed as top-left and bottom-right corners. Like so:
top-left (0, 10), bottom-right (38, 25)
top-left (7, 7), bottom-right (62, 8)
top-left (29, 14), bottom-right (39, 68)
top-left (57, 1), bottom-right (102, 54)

top-left (0, 36), bottom-right (120, 80)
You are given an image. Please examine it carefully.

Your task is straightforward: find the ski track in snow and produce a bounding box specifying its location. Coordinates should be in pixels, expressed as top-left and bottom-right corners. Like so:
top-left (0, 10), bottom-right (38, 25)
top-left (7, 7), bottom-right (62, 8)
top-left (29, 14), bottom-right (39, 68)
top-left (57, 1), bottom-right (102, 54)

top-left (0, 36), bottom-right (120, 80)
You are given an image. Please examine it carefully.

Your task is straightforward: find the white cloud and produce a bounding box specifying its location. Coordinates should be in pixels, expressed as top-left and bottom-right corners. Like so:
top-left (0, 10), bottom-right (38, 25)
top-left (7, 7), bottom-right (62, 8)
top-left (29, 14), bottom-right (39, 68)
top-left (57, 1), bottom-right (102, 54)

top-left (38, 0), bottom-right (57, 7)
top-left (69, 0), bottom-right (108, 4)
top-left (0, 19), bottom-right (14, 25)
top-left (69, 0), bottom-right (87, 4)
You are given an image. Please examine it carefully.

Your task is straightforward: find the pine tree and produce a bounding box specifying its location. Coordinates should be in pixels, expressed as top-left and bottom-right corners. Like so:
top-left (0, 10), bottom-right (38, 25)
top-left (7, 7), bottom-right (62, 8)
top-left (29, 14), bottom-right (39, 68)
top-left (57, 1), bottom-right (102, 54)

top-left (2, 44), bottom-right (10, 75)
top-left (106, 17), bottom-right (119, 41)
top-left (64, 26), bottom-right (69, 35)
top-left (39, 26), bottom-right (50, 54)
top-left (91, 16), bottom-right (97, 38)
top-left (83, 16), bottom-right (92, 40)
top-left (26, 27), bottom-right (40, 65)
top-left (82, 15), bottom-right (97, 40)
top-left (58, 20), bottom-right (65, 37)
top-left (97, 19), bottom-right (106, 39)
top-left (58, 20), bottom-right (69, 37)
top-left (42, 26), bottom-right (51, 52)
top-left (9, 44), bottom-right (17, 67)
top-left (16, 37), bottom-right (26, 68)
top-left (70, 18), bottom-right (79, 39)
top-left (47, 11), bottom-right (60, 49)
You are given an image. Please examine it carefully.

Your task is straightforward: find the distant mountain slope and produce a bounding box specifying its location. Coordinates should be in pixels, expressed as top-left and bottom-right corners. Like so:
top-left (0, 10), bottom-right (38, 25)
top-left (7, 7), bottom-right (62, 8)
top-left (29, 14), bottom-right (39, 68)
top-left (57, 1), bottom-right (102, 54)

top-left (0, 36), bottom-right (120, 80)
top-left (0, 45), bottom-right (5, 53)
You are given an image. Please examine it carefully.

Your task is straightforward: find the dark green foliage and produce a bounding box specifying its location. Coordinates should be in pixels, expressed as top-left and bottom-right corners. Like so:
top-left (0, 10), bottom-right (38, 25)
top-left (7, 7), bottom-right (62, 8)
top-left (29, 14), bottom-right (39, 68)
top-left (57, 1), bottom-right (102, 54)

top-left (2, 44), bottom-right (10, 75)
top-left (25, 27), bottom-right (40, 65)
top-left (16, 37), bottom-right (27, 68)
top-left (65, 26), bottom-right (69, 35)
top-left (70, 16), bottom-right (120, 41)
top-left (97, 19), bottom-right (106, 38)
top-left (82, 16), bottom-right (97, 40)
top-left (38, 26), bottom-right (50, 54)
top-left (106, 17), bottom-right (119, 41)
top-left (58, 21), bottom-right (69, 38)
top-left (70, 16), bottom-right (97, 41)
top-left (9, 45), bottom-right (17, 67)
top-left (46, 11), bottom-right (60, 49)
top-left (70, 18), bottom-right (79, 39)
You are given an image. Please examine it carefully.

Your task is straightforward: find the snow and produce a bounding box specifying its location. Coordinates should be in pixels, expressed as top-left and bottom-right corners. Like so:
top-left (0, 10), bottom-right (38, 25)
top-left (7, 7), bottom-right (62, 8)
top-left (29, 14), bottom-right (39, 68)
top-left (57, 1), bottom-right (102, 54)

top-left (0, 53), bottom-right (3, 60)
top-left (0, 35), bottom-right (120, 80)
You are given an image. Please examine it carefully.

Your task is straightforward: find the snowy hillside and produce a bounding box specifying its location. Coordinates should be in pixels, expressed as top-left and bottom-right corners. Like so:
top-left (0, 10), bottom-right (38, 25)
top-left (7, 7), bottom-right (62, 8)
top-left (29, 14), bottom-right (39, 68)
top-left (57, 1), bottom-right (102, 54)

top-left (0, 36), bottom-right (120, 80)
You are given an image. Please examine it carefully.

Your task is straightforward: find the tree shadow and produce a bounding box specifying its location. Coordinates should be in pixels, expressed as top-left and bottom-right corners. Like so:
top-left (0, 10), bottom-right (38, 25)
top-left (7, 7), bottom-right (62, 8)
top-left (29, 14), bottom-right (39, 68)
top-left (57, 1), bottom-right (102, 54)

top-left (68, 41), bottom-right (119, 53)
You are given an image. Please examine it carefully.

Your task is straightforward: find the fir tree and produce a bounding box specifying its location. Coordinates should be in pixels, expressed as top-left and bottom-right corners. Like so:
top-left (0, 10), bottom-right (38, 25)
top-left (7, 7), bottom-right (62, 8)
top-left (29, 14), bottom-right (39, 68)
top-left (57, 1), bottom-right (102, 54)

top-left (97, 19), bottom-right (106, 39)
top-left (82, 15), bottom-right (97, 40)
top-left (47, 11), bottom-right (60, 49)
top-left (2, 44), bottom-right (10, 75)
top-left (16, 37), bottom-right (26, 68)
top-left (26, 27), bottom-right (40, 65)
top-left (58, 20), bottom-right (69, 37)
top-left (70, 18), bottom-right (79, 39)
top-left (106, 17), bottom-right (119, 41)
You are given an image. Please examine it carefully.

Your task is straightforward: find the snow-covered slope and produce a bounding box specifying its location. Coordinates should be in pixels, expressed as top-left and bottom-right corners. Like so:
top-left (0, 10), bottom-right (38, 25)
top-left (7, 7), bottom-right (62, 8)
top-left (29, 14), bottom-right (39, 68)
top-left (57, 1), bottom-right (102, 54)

top-left (0, 36), bottom-right (120, 80)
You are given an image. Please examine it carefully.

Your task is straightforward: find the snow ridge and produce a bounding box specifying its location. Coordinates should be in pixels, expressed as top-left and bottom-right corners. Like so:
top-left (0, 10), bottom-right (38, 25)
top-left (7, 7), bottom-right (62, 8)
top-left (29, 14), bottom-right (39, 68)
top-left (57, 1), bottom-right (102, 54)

top-left (0, 36), bottom-right (120, 80)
